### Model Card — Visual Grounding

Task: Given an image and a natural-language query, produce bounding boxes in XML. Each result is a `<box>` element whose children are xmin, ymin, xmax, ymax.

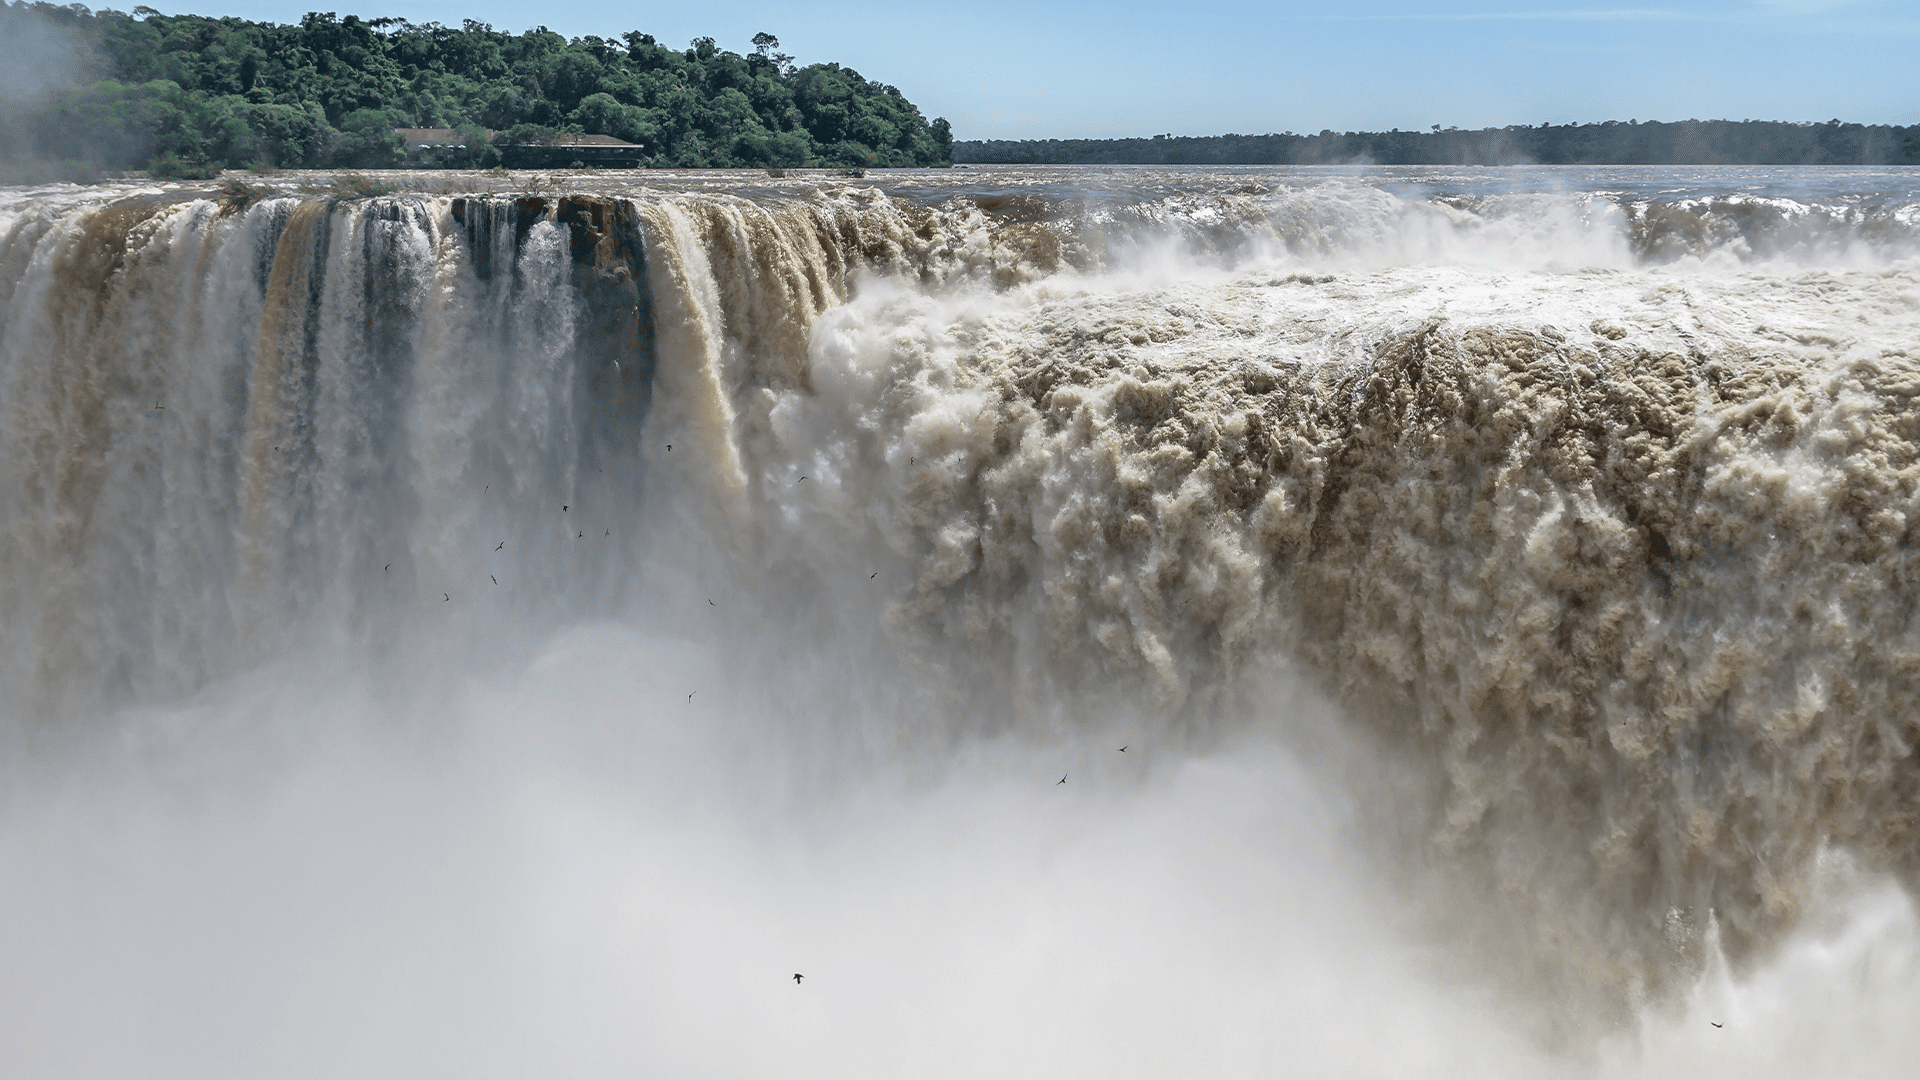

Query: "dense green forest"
<box><xmin>0</xmin><ymin>3</ymin><xmax>954</xmax><ymax>179</ymax></box>
<box><xmin>958</xmin><ymin>121</ymin><xmax>1920</xmax><ymax>167</ymax></box>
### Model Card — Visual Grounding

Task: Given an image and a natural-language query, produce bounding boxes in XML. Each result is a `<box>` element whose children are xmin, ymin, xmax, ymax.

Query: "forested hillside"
<box><xmin>958</xmin><ymin>121</ymin><xmax>1919</xmax><ymax>167</ymax></box>
<box><xmin>0</xmin><ymin>4</ymin><xmax>953</xmax><ymax>178</ymax></box>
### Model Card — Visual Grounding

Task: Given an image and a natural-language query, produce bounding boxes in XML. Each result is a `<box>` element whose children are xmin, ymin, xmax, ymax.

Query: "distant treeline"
<box><xmin>957</xmin><ymin>121</ymin><xmax>1920</xmax><ymax>167</ymax></box>
<box><xmin>0</xmin><ymin>4</ymin><xmax>952</xmax><ymax>181</ymax></box>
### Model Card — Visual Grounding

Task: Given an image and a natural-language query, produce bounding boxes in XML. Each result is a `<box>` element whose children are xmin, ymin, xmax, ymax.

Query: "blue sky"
<box><xmin>170</xmin><ymin>1</ymin><xmax>1917</xmax><ymax>139</ymax></box>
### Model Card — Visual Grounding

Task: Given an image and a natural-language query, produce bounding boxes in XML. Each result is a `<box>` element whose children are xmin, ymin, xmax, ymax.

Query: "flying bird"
<box><xmin>666</xmin><ymin>444</ymin><xmax>672</xmax><ymax>451</ymax></box>
<box><xmin>563</xmin><ymin>505</ymin><xmax>568</xmax><ymax>512</ymax></box>
<box><xmin>709</xmin><ymin>599</ymin><xmax>715</xmax><ymax>606</ymax></box>
<box><xmin>384</xmin><ymin>564</ymin><xmax>390</xmax><ymax>572</ymax></box>
<box><xmin>1117</xmin><ymin>746</ymin><xmax>1127</xmax><ymax>752</ymax></box>
<box><xmin>577</xmin><ymin>531</ymin><xmax>584</xmax><ymax>539</ymax></box>
<box><xmin>1057</xmin><ymin>775</ymin><xmax>1067</xmax><ymax>785</ymax></box>
<box><xmin>495</xmin><ymin>542</ymin><xmax>504</xmax><ymax>551</ymax></box>
<box><xmin>793</xmin><ymin>974</ymin><xmax>804</xmax><ymax>984</ymax></box>
<box><xmin>689</xmin><ymin>691</ymin><xmax>696</xmax><ymax>700</ymax></box>
<box><xmin>443</xmin><ymin>593</ymin><xmax>450</xmax><ymax>602</ymax></box>
<box><xmin>1711</xmin><ymin>1022</ymin><xmax>1723</xmax><ymax>1028</ymax></box>
<box><xmin>798</xmin><ymin>476</ymin><xmax>806</xmax><ymax>482</ymax></box>
<box><xmin>870</xmin><ymin>572</ymin><xmax>877</xmax><ymax>579</ymax></box>
<box><xmin>152</xmin><ymin>402</ymin><xmax>164</xmax><ymax>410</ymax></box>
<box><xmin>491</xmin><ymin>575</ymin><xmax>497</xmax><ymax>584</ymax></box>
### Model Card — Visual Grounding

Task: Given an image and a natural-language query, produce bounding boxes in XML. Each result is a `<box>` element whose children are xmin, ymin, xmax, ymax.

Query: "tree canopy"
<box><xmin>0</xmin><ymin>4</ymin><xmax>954</xmax><ymax>177</ymax></box>
<box><xmin>958</xmin><ymin>121</ymin><xmax>1918</xmax><ymax>167</ymax></box>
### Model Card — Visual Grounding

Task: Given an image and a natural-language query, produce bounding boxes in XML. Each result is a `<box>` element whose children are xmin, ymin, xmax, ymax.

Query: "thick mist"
<box><xmin>0</xmin><ymin>600</ymin><xmax>1498</xmax><ymax>1078</ymax></box>
<box><xmin>0</xmin><ymin>4</ymin><xmax>122</xmax><ymax>184</ymax></box>
<box><xmin>5</xmin><ymin>565</ymin><xmax>1918</xmax><ymax>1078</ymax></box>
<box><xmin>0</xmin><ymin>6</ymin><xmax>90</xmax><ymax>103</ymax></box>
<box><xmin>5</xmin><ymin>167</ymin><xmax>1920</xmax><ymax>1076</ymax></box>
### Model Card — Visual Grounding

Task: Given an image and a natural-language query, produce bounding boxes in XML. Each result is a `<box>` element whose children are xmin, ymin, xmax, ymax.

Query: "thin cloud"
<box><xmin>1296</xmin><ymin>9</ymin><xmax>1706</xmax><ymax>20</ymax></box>
<box><xmin>1754</xmin><ymin>0</ymin><xmax>1855</xmax><ymax>12</ymax></box>
<box><xmin>1301</xmin><ymin>2</ymin><xmax>1884</xmax><ymax>20</ymax></box>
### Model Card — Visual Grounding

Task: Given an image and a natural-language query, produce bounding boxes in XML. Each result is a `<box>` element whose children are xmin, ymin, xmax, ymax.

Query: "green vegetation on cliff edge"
<box><xmin>0</xmin><ymin>4</ymin><xmax>954</xmax><ymax>178</ymax></box>
<box><xmin>958</xmin><ymin>124</ymin><xmax>1920</xmax><ymax>166</ymax></box>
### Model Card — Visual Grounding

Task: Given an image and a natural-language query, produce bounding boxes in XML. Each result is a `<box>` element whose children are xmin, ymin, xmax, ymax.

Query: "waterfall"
<box><xmin>4</xmin><ymin>169</ymin><xmax>1920</xmax><ymax>1074</ymax></box>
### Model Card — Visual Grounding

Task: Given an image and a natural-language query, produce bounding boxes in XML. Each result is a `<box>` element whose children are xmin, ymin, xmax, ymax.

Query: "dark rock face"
<box><xmin>558</xmin><ymin>197</ymin><xmax>655</xmax><ymax>488</ymax></box>
<box><xmin>451</xmin><ymin>194</ymin><xmax>655</xmax><ymax>496</ymax></box>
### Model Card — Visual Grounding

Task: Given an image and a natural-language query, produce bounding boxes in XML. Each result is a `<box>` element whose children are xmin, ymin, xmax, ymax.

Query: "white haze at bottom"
<box><xmin>1</xmin><ymin>612</ymin><xmax>1916</xmax><ymax>1079</ymax></box>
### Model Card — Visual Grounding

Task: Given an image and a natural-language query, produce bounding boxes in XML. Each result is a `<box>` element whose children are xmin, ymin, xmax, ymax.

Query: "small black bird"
<box><xmin>443</xmin><ymin>593</ymin><xmax>450</xmax><ymax>602</ymax></box>
<box><xmin>793</xmin><ymin>974</ymin><xmax>803</xmax><ymax>984</ymax></box>
<box><xmin>153</xmin><ymin>402</ymin><xmax>164</xmax><ymax>410</ymax></box>
<box><xmin>798</xmin><ymin>476</ymin><xmax>807</xmax><ymax>482</ymax></box>
<box><xmin>689</xmin><ymin>691</ymin><xmax>696</xmax><ymax>700</ymax></box>
<box><xmin>577</xmin><ymin>531</ymin><xmax>584</xmax><ymax>539</ymax></box>
<box><xmin>491</xmin><ymin>575</ymin><xmax>497</xmax><ymax>584</ymax></box>
<box><xmin>563</xmin><ymin>505</ymin><xmax>569</xmax><ymax>512</ymax></box>
<box><xmin>1711</xmin><ymin>1022</ymin><xmax>1723</xmax><ymax>1028</ymax></box>
<box><xmin>1117</xmin><ymin>746</ymin><xmax>1127</xmax><ymax>752</ymax></box>
<box><xmin>870</xmin><ymin>572</ymin><xmax>877</xmax><ymax>579</ymax></box>
<box><xmin>484</xmin><ymin>484</ymin><xmax>490</xmax><ymax>492</ymax></box>
<box><xmin>666</xmin><ymin>444</ymin><xmax>672</xmax><ymax>452</ymax></box>
<box><xmin>709</xmin><ymin>599</ymin><xmax>715</xmax><ymax>606</ymax></box>
<box><xmin>1057</xmin><ymin>775</ymin><xmax>1067</xmax><ymax>785</ymax></box>
<box><xmin>495</xmin><ymin>542</ymin><xmax>504</xmax><ymax>551</ymax></box>
<box><xmin>384</xmin><ymin>564</ymin><xmax>390</xmax><ymax>572</ymax></box>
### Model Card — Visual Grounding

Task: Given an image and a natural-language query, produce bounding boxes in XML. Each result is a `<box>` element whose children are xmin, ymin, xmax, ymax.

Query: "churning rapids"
<box><xmin>4</xmin><ymin>165</ymin><xmax>1920</xmax><ymax>1078</ymax></box>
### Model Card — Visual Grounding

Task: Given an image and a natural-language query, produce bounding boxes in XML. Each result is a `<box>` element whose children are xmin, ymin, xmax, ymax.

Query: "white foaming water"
<box><xmin>3</xmin><ymin>166</ymin><xmax>1919</xmax><ymax>1077</ymax></box>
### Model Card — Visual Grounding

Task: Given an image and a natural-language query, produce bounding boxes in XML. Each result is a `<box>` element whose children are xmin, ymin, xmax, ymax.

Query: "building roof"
<box><xmin>540</xmin><ymin>133</ymin><xmax>641</xmax><ymax>147</ymax></box>
<box><xmin>395</xmin><ymin>128</ymin><xmax>486</xmax><ymax>146</ymax></box>
<box><xmin>393</xmin><ymin>128</ymin><xmax>643</xmax><ymax>149</ymax></box>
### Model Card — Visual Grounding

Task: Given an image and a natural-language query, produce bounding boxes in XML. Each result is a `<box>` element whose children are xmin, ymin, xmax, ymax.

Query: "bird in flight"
<box><xmin>688</xmin><ymin>691</ymin><xmax>696</xmax><ymax>700</ymax></box>
<box><xmin>443</xmin><ymin>593</ymin><xmax>450</xmax><ymax>602</ymax></box>
<box><xmin>491</xmin><ymin>575</ymin><xmax>497</xmax><ymax>585</ymax></box>
<box><xmin>153</xmin><ymin>402</ymin><xmax>164</xmax><ymax>410</ymax></box>
<box><xmin>1057</xmin><ymin>775</ymin><xmax>1067</xmax><ymax>785</ymax></box>
<box><xmin>709</xmin><ymin>599</ymin><xmax>715</xmax><ymax>606</ymax></box>
<box><xmin>1710</xmin><ymin>1022</ymin><xmax>1723</xmax><ymax>1028</ymax></box>
<box><xmin>495</xmin><ymin>542</ymin><xmax>504</xmax><ymax>551</ymax></box>
<box><xmin>792</xmin><ymin>973</ymin><xmax>804</xmax><ymax>984</ymax></box>
<box><xmin>563</xmin><ymin>505</ymin><xmax>569</xmax><ymax>512</ymax></box>
<box><xmin>577</xmin><ymin>531</ymin><xmax>584</xmax><ymax>539</ymax></box>
<box><xmin>870</xmin><ymin>572</ymin><xmax>877</xmax><ymax>579</ymax></box>
<box><xmin>666</xmin><ymin>444</ymin><xmax>672</xmax><ymax>452</ymax></box>
<box><xmin>384</xmin><ymin>564</ymin><xmax>390</xmax><ymax>572</ymax></box>
<box><xmin>1117</xmin><ymin>746</ymin><xmax>1127</xmax><ymax>752</ymax></box>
